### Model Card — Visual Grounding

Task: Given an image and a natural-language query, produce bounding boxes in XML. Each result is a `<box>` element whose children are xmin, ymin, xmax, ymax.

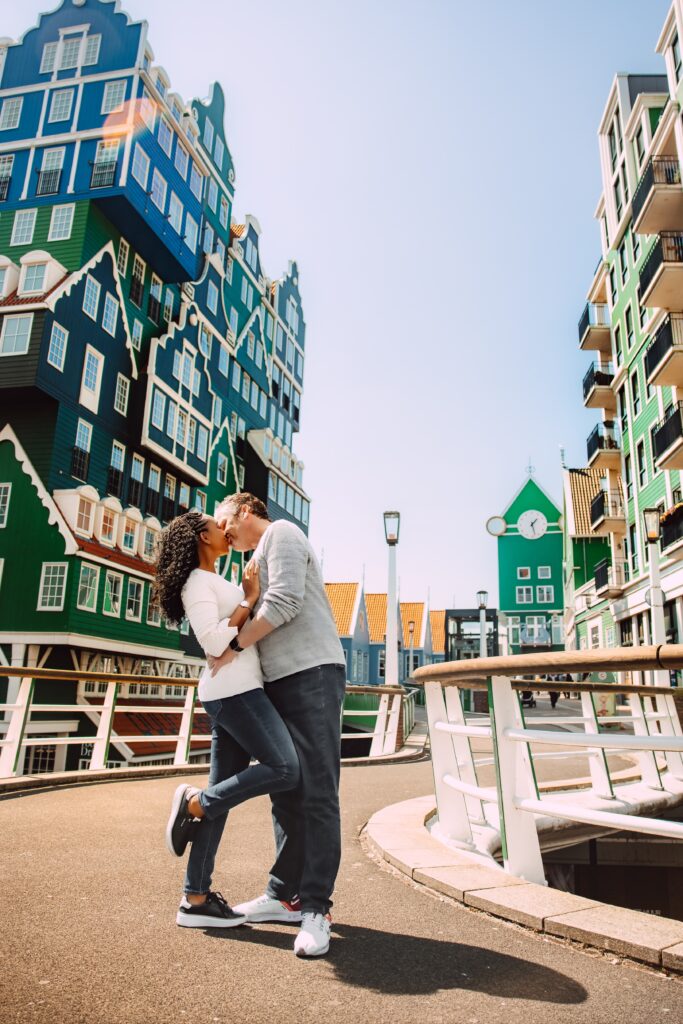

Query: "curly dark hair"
<box><xmin>152</xmin><ymin>511</ymin><xmax>208</xmax><ymax>626</ymax></box>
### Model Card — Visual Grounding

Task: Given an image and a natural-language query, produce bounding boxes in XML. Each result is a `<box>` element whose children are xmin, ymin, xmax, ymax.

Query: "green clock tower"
<box><xmin>487</xmin><ymin>472</ymin><xmax>565</xmax><ymax>655</ymax></box>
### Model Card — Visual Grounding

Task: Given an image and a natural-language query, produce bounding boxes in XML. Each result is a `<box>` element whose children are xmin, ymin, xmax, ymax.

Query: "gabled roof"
<box><xmin>365</xmin><ymin>593</ymin><xmax>388</xmax><ymax>644</ymax></box>
<box><xmin>430</xmin><ymin>610</ymin><xmax>446</xmax><ymax>654</ymax></box>
<box><xmin>400</xmin><ymin>602</ymin><xmax>425</xmax><ymax>647</ymax></box>
<box><xmin>325</xmin><ymin>583</ymin><xmax>359</xmax><ymax>637</ymax></box>
<box><xmin>565</xmin><ymin>467</ymin><xmax>619</xmax><ymax>537</ymax></box>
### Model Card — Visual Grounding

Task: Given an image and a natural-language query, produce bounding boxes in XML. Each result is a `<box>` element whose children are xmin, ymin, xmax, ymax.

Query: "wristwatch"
<box><xmin>239</xmin><ymin>600</ymin><xmax>252</xmax><ymax>610</ymax></box>
<box><xmin>229</xmin><ymin>636</ymin><xmax>244</xmax><ymax>653</ymax></box>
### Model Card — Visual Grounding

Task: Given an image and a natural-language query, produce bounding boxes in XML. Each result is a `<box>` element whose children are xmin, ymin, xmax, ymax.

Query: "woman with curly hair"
<box><xmin>154</xmin><ymin>510</ymin><xmax>299</xmax><ymax>930</ymax></box>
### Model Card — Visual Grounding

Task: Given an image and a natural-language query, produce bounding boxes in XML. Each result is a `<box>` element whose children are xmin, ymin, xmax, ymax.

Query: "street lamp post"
<box><xmin>408</xmin><ymin>619</ymin><xmax>415</xmax><ymax>681</ymax></box>
<box><xmin>642</xmin><ymin>508</ymin><xmax>669</xmax><ymax>686</ymax></box>
<box><xmin>384</xmin><ymin>511</ymin><xmax>400</xmax><ymax>687</ymax></box>
<box><xmin>477</xmin><ymin>590</ymin><xmax>488</xmax><ymax>659</ymax></box>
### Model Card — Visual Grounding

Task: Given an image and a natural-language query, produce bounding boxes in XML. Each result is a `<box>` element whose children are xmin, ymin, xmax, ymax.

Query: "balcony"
<box><xmin>632</xmin><ymin>157</ymin><xmax>683</xmax><ymax>235</ymax></box>
<box><xmin>594</xmin><ymin>559</ymin><xmax>627</xmax><ymax>599</ymax></box>
<box><xmin>90</xmin><ymin>159</ymin><xmax>117</xmax><ymax>189</ymax></box>
<box><xmin>590</xmin><ymin>490</ymin><xmax>626</xmax><ymax>534</ymax></box>
<box><xmin>70</xmin><ymin>446</ymin><xmax>89</xmax><ymax>481</ymax></box>
<box><xmin>662</xmin><ymin>503</ymin><xmax>683</xmax><ymax>553</ymax></box>
<box><xmin>578</xmin><ymin>302</ymin><xmax>611</xmax><ymax>352</ymax></box>
<box><xmin>586</xmin><ymin>422</ymin><xmax>621</xmax><ymax>471</ymax></box>
<box><xmin>583</xmin><ymin>362</ymin><xmax>616</xmax><ymax>412</ymax></box>
<box><xmin>106</xmin><ymin>467</ymin><xmax>123</xmax><ymax>499</ymax></box>
<box><xmin>644</xmin><ymin>314</ymin><xmax>683</xmax><ymax>388</ymax></box>
<box><xmin>653</xmin><ymin>402</ymin><xmax>683</xmax><ymax>470</ymax></box>
<box><xmin>36</xmin><ymin>167</ymin><xmax>62</xmax><ymax>196</ymax></box>
<box><xmin>638</xmin><ymin>233</ymin><xmax>683</xmax><ymax>311</ymax></box>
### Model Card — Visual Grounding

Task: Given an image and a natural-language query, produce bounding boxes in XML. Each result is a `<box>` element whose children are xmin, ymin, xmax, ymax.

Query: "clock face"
<box><xmin>486</xmin><ymin>516</ymin><xmax>507</xmax><ymax>537</ymax></box>
<box><xmin>517</xmin><ymin>510</ymin><xmax>547</xmax><ymax>540</ymax></box>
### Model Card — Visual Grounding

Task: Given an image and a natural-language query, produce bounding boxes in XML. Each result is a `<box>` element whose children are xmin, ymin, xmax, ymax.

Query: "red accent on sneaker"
<box><xmin>282</xmin><ymin>896</ymin><xmax>301</xmax><ymax>912</ymax></box>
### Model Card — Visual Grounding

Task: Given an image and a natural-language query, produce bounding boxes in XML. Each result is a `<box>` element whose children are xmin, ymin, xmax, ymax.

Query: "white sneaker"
<box><xmin>232</xmin><ymin>893</ymin><xmax>302</xmax><ymax>923</ymax></box>
<box><xmin>293</xmin><ymin>912</ymin><xmax>331</xmax><ymax>957</ymax></box>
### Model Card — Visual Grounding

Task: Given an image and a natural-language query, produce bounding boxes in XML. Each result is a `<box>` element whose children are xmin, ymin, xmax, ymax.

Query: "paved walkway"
<box><xmin>1</xmin><ymin>758</ymin><xmax>681</xmax><ymax>1024</ymax></box>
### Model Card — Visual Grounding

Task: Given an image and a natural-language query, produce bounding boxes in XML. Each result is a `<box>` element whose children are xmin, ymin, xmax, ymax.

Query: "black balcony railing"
<box><xmin>578</xmin><ymin>302</ymin><xmax>609</xmax><ymax>343</ymax></box>
<box><xmin>595</xmin><ymin>559</ymin><xmax>626</xmax><ymax>592</ymax></box>
<box><xmin>106</xmin><ymin>466</ymin><xmax>123</xmax><ymax>499</ymax></box>
<box><xmin>591</xmin><ymin>490</ymin><xmax>624</xmax><ymax>527</ymax></box>
<box><xmin>147</xmin><ymin>295</ymin><xmax>161</xmax><ymax>323</ymax></box>
<box><xmin>639</xmin><ymin>232</ymin><xmax>683</xmax><ymax>301</ymax></box>
<box><xmin>145</xmin><ymin>489</ymin><xmax>159</xmax><ymax>517</ymax></box>
<box><xmin>662</xmin><ymin>504</ymin><xmax>683</xmax><ymax>549</ymax></box>
<box><xmin>586</xmin><ymin>422</ymin><xmax>620</xmax><ymax>463</ymax></box>
<box><xmin>0</xmin><ymin>174</ymin><xmax>11</xmax><ymax>201</ymax></box>
<box><xmin>90</xmin><ymin>160</ymin><xmax>117</xmax><ymax>189</ymax></box>
<box><xmin>130</xmin><ymin>275</ymin><xmax>144</xmax><ymax>307</ymax></box>
<box><xmin>162</xmin><ymin>496</ymin><xmax>176</xmax><ymax>522</ymax></box>
<box><xmin>644</xmin><ymin>314</ymin><xmax>683</xmax><ymax>379</ymax></box>
<box><xmin>583</xmin><ymin>362</ymin><xmax>614</xmax><ymax>400</ymax></box>
<box><xmin>70</xmin><ymin>446</ymin><xmax>90</xmax><ymax>480</ymax></box>
<box><xmin>36</xmin><ymin>167</ymin><xmax>62</xmax><ymax>196</ymax></box>
<box><xmin>653</xmin><ymin>401</ymin><xmax>683</xmax><ymax>461</ymax></box>
<box><xmin>632</xmin><ymin>156</ymin><xmax>682</xmax><ymax>226</ymax></box>
<box><xmin>128</xmin><ymin>478</ymin><xmax>143</xmax><ymax>508</ymax></box>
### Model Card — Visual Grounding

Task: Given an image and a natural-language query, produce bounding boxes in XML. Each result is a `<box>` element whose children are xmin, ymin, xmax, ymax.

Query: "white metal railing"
<box><xmin>0</xmin><ymin>667</ymin><xmax>414</xmax><ymax>779</ymax></box>
<box><xmin>414</xmin><ymin>645</ymin><xmax>683</xmax><ymax>885</ymax></box>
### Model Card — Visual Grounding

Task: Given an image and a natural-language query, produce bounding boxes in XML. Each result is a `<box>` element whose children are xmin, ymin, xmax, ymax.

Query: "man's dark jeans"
<box><xmin>264</xmin><ymin>663</ymin><xmax>346</xmax><ymax>915</ymax></box>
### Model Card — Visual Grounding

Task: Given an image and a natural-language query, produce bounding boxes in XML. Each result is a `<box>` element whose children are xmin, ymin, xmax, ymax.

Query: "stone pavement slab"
<box><xmin>545</xmin><ymin>904</ymin><xmax>683</xmax><ymax>965</ymax></box>
<box><xmin>414</xmin><ymin>863</ymin><xmax>525</xmax><ymax>901</ymax></box>
<box><xmin>465</xmin><ymin>884</ymin><xmax>600</xmax><ymax>931</ymax></box>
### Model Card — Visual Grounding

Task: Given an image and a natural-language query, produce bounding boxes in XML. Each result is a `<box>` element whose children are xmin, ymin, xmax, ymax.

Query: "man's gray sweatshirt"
<box><xmin>252</xmin><ymin>520</ymin><xmax>345</xmax><ymax>683</ymax></box>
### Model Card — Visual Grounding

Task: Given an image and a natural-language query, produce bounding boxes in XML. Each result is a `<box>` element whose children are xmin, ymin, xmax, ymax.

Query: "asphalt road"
<box><xmin>1</xmin><ymin>758</ymin><xmax>681</xmax><ymax>1024</ymax></box>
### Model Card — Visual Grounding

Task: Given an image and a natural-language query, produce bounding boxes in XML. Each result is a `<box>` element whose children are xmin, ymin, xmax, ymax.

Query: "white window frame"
<box><xmin>117</xmin><ymin>238</ymin><xmax>129</xmax><ymax>277</ymax></box>
<box><xmin>102</xmin><ymin>293</ymin><xmax>119</xmax><ymax>336</ymax></box>
<box><xmin>102</xmin><ymin>79</ymin><xmax>127</xmax><ymax>116</ymax></box>
<box><xmin>47</xmin><ymin>322</ymin><xmax>69</xmax><ymax>371</ymax></box>
<box><xmin>48</xmin><ymin>88</ymin><xmax>74</xmax><ymax>124</ymax></box>
<box><xmin>40</xmin><ymin>42</ymin><xmax>58</xmax><ymax>75</ymax></box>
<box><xmin>114</xmin><ymin>373</ymin><xmax>130</xmax><ymax>416</ymax></box>
<box><xmin>20</xmin><ymin>262</ymin><xmax>47</xmax><ymax>296</ymax></box>
<box><xmin>0</xmin><ymin>313</ymin><xmax>33</xmax><ymax>356</ymax></box>
<box><xmin>48</xmin><ymin>203</ymin><xmax>75</xmax><ymax>242</ymax></box>
<box><xmin>11</xmin><ymin>208</ymin><xmax>37</xmax><ymax>246</ymax></box>
<box><xmin>82</xmin><ymin>275</ymin><xmax>101</xmax><ymax>321</ymax></box>
<box><xmin>0</xmin><ymin>483</ymin><xmax>11</xmax><ymax>527</ymax></box>
<box><xmin>131</xmin><ymin>143</ymin><xmax>150</xmax><ymax>189</ymax></box>
<box><xmin>207</xmin><ymin>280</ymin><xmax>218</xmax><ymax>314</ymax></box>
<box><xmin>158</xmin><ymin>116</ymin><xmax>173</xmax><ymax>157</ymax></box>
<box><xmin>537</xmin><ymin>585</ymin><xmax>555</xmax><ymax>604</ymax></box>
<box><xmin>126</xmin><ymin>578</ymin><xmax>143</xmax><ymax>621</ymax></box>
<box><xmin>516</xmin><ymin>586</ymin><xmax>533</xmax><ymax>604</ymax></box>
<box><xmin>151</xmin><ymin>390</ymin><xmax>166</xmax><ymax>430</ymax></box>
<box><xmin>184</xmin><ymin>213</ymin><xmax>198</xmax><ymax>252</ymax></box>
<box><xmin>79</xmin><ymin>345</ymin><xmax>104</xmax><ymax>413</ymax></box>
<box><xmin>0</xmin><ymin>96</ymin><xmax>23</xmax><ymax>131</ymax></box>
<box><xmin>132</xmin><ymin>319</ymin><xmax>143</xmax><ymax>351</ymax></box>
<box><xmin>102</xmin><ymin>570</ymin><xmax>123</xmax><ymax>618</ymax></box>
<box><xmin>75</xmin><ymin>418</ymin><xmax>92</xmax><ymax>453</ymax></box>
<box><xmin>76</xmin><ymin>562</ymin><xmax>100</xmax><ymax>612</ymax></box>
<box><xmin>37</xmin><ymin>562</ymin><xmax>68</xmax><ymax>612</ymax></box>
<box><xmin>150</xmin><ymin>168</ymin><xmax>167</xmax><ymax>212</ymax></box>
<box><xmin>538</xmin><ymin>566</ymin><xmax>552</xmax><ymax>580</ymax></box>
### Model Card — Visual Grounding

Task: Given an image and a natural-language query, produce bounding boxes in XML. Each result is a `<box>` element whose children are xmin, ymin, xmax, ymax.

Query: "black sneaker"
<box><xmin>176</xmin><ymin>891</ymin><xmax>247</xmax><ymax>929</ymax></box>
<box><xmin>166</xmin><ymin>784</ymin><xmax>199</xmax><ymax>857</ymax></box>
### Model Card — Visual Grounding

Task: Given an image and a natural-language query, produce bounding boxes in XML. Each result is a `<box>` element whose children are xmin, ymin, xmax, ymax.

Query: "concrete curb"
<box><xmin>363</xmin><ymin>795</ymin><xmax>683</xmax><ymax>975</ymax></box>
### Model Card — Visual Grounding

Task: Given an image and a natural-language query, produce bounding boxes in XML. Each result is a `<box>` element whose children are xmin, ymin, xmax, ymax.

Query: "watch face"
<box><xmin>517</xmin><ymin>510</ymin><xmax>547</xmax><ymax>539</ymax></box>
<box><xmin>486</xmin><ymin>516</ymin><xmax>507</xmax><ymax>536</ymax></box>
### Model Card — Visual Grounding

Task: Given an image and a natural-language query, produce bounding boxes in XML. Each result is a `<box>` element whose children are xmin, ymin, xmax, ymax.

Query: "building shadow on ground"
<box><xmin>207</xmin><ymin>922</ymin><xmax>588</xmax><ymax>1003</ymax></box>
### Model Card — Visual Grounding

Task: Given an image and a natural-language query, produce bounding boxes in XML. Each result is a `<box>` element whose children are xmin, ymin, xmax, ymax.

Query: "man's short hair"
<box><xmin>219</xmin><ymin>491</ymin><xmax>270</xmax><ymax>521</ymax></box>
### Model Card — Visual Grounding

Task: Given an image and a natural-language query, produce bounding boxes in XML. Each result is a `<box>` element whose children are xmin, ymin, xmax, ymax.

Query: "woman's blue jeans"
<box><xmin>184</xmin><ymin>687</ymin><xmax>300</xmax><ymax>895</ymax></box>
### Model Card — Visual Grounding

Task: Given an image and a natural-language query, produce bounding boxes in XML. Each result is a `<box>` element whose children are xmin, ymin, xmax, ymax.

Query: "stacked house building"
<box><xmin>567</xmin><ymin>0</ymin><xmax>683</xmax><ymax>666</ymax></box>
<box><xmin>0</xmin><ymin>0</ymin><xmax>310</xmax><ymax>772</ymax></box>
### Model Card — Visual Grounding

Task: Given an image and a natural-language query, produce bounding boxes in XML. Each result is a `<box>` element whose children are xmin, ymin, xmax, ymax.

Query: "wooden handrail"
<box><xmin>413</xmin><ymin>644</ymin><xmax>683</xmax><ymax>685</ymax></box>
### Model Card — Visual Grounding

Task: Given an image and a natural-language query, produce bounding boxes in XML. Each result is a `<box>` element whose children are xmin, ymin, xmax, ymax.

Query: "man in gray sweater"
<box><xmin>212</xmin><ymin>492</ymin><xmax>346</xmax><ymax>958</ymax></box>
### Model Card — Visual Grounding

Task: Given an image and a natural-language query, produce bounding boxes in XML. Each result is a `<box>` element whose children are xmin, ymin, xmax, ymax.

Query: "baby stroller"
<box><xmin>520</xmin><ymin>676</ymin><xmax>537</xmax><ymax>708</ymax></box>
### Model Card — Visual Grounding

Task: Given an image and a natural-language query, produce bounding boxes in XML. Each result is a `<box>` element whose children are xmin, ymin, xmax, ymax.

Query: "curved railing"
<box><xmin>413</xmin><ymin>646</ymin><xmax>683</xmax><ymax>884</ymax></box>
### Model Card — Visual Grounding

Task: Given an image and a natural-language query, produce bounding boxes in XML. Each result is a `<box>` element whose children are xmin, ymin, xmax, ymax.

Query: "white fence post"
<box><xmin>581</xmin><ymin>691</ymin><xmax>615</xmax><ymax>799</ymax></box>
<box><xmin>654</xmin><ymin>692</ymin><xmax>683</xmax><ymax>780</ymax></box>
<box><xmin>89</xmin><ymin>681</ymin><xmax>119</xmax><ymax>771</ymax></box>
<box><xmin>369</xmin><ymin>693</ymin><xmax>390</xmax><ymax>757</ymax></box>
<box><xmin>384</xmin><ymin>692</ymin><xmax>403</xmax><ymax>754</ymax></box>
<box><xmin>174</xmin><ymin>686</ymin><xmax>196</xmax><ymax>766</ymax></box>
<box><xmin>488</xmin><ymin>676</ymin><xmax>546</xmax><ymax>884</ymax></box>
<box><xmin>424</xmin><ymin>681</ymin><xmax>474</xmax><ymax>849</ymax></box>
<box><xmin>628</xmin><ymin>693</ymin><xmax>663</xmax><ymax>790</ymax></box>
<box><xmin>444</xmin><ymin>685</ymin><xmax>486</xmax><ymax>825</ymax></box>
<box><xmin>0</xmin><ymin>675</ymin><xmax>34</xmax><ymax>778</ymax></box>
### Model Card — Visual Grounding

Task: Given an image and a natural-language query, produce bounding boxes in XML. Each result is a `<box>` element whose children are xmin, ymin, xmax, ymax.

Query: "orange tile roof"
<box><xmin>365</xmin><ymin>593</ymin><xmax>388</xmax><ymax>643</ymax></box>
<box><xmin>400</xmin><ymin>602</ymin><xmax>424</xmax><ymax>647</ymax></box>
<box><xmin>567</xmin><ymin>467</ymin><xmax>622</xmax><ymax>536</ymax></box>
<box><xmin>430</xmin><ymin>610</ymin><xmax>446</xmax><ymax>654</ymax></box>
<box><xmin>324</xmin><ymin>582</ymin><xmax>359</xmax><ymax>636</ymax></box>
<box><xmin>231</xmin><ymin>223</ymin><xmax>246</xmax><ymax>239</ymax></box>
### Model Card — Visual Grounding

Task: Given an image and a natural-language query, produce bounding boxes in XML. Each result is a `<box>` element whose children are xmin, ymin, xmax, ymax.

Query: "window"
<box><xmin>100</xmin><ymin>507</ymin><xmax>116</xmax><ymax>545</ymax></box>
<box><xmin>114</xmin><ymin>374</ymin><xmax>130</xmax><ymax>415</ymax></box>
<box><xmin>167</xmin><ymin>402</ymin><xmax>177</xmax><ymax>439</ymax></box>
<box><xmin>80</xmin><ymin>346</ymin><xmax>104</xmax><ymax>412</ymax></box>
<box><xmin>217</xmin><ymin>452</ymin><xmax>228</xmax><ymax>485</ymax></box>
<box><xmin>187</xmin><ymin>418</ymin><xmax>197</xmax><ymax>453</ymax></box>
<box><xmin>60</xmin><ymin>36</ymin><xmax>83</xmax><ymax>70</ymax></box>
<box><xmin>178</xmin><ymin>481</ymin><xmax>190</xmax><ymax>508</ymax></box>
<box><xmin>552</xmin><ymin>615</ymin><xmax>563</xmax><ymax>646</ymax></box>
<box><xmin>631</xmin><ymin>369</ymin><xmax>640</xmax><ymax>416</ymax></box>
<box><xmin>158</xmin><ymin>116</ymin><xmax>173</xmax><ymax>157</ymax></box>
<box><xmin>0</xmin><ymin>97</ymin><xmax>22</xmax><ymax>131</ymax></box>
<box><xmin>111</xmin><ymin>440</ymin><xmax>125</xmax><ymax>472</ymax></box>
<box><xmin>208</xmin><ymin>178</ymin><xmax>218</xmax><ymax>211</ymax></box>
<box><xmin>203</xmin><ymin>119</ymin><xmax>214</xmax><ymax>151</ymax></box>
<box><xmin>637</xmin><ymin>439</ymin><xmax>647</xmax><ymax>487</ymax></box>
<box><xmin>103</xmin><ymin>571</ymin><xmax>123</xmax><ymax>616</ymax></box>
<box><xmin>147</xmin><ymin>596</ymin><xmax>161</xmax><ymax>625</ymax></box>
<box><xmin>246</xmin><ymin>237</ymin><xmax>258</xmax><ymax>273</ymax></box>
<box><xmin>131</xmin><ymin>254</ymin><xmax>145</xmax><ymax>307</ymax></box>
<box><xmin>126</xmin><ymin>579</ymin><xmax>143</xmax><ymax>621</ymax></box>
<box><xmin>516</xmin><ymin>586</ymin><xmax>533</xmax><ymax>604</ymax></box>
<box><xmin>184</xmin><ymin>214</ymin><xmax>198</xmax><ymax>253</ymax></box>
<box><xmin>148</xmin><ymin>465</ymin><xmax>161</xmax><ymax>493</ymax></box>
<box><xmin>83</xmin><ymin>34</ymin><xmax>101</xmax><ymax>66</ymax></box>
<box><xmin>38</xmin><ymin>563</ymin><xmax>68</xmax><ymax>611</ymax></box>
<box><xmin>83</xmin><ymin>275</ymin><xmax>101</xmax><ymax>320</ymax></box>
<box><xmin>22</xmin><ymin>263</ymin><xmax>47</xmax><ymax>294</ymax></box>
<box><xmin>629</xmin><ymin>522</ymin><xmax>639</xmax><ymax>574</ymax></box>
<box><xmin>240</xmin><ymin>277</ymin><xmax>254</xmax><ymax>309</ymax></box>
<box><xmin>150</xmin><ymin>169</ymin><xmax>167</xmax><ymax>211</ymax></box>
<box><xmin>242</xmin><ymin>373</ymin><xmax>251</xmax><ymax>402</ymax></box>
<box><xmin>189</xmin><ymin>162</ymin><xmax>203</xmax><ymax>200</ymax></box>
<box><xmin>75</xmin><ymin>419</ymin><xmax>92</xmax><ymax>454</ymax></box>
<box><xmin>164</xmin><ymin>289</ymin><xmax>174</xmax><ymax>323</ymax></box>
<box><xmin>151</xmin><ymin>390</ymin><xmax>166</xmax><ymax>430</ymax></box>
<box><xmin>517</xmin><ymin>566</ymin><xmax>531</xmax><ymax>580</ymax></box>
<box><xmin>213</xmin><ymin>396</ymin><xmax>222</xmax><ymax>427</ymax></box>
<box><xmin>11</xmin><ymin>209</ymin><xmax>36</xmax><ymax>246</ymax></box>
<box><xmin>0</xmin><ymin>483</ymin><xmax>10</xmax><ymax>527</ymax></box>
<box><xmin>142</xmin><ymin>527</ymin><xmax>156</xmax><ymax>561</ymax></box>
<box><xmin>131</xmin><ymin>143</ymin><xmax>150</xmax><ymax>188</ymax></box>
<box><xmin>181</xmin><ymin>351</ymin><xmax>193</xmax><ymax>390</ymax></box>
<box><xmin>618</xmin><ymin>240</ymin><xmax>628</xmax><ymax>284</ymax></box>
<box><xmin>102</xmin><ymin>80</ymin><xmax>126</xmax><ymax>115</ymax></box>
<box><xmin>207</xmin><ymin>281</ymin><xmax>218</xmax><ymax>313</ymax></box>
<box><xmin>625</xmin><ymin>452</ymin><xmax>633</xmax><ymax>500</ymax></box>
<box><xmin>632</xmin><ymin>229</ymin><xmax>641</xmax><ymax>263</ymax></box>
<box><xmin>618</xmin><ymin>385</ymin><xmax>627</xmax><ymax>433</ymax></box>
<box><xmin>229</xmin><ymin>307</ymin><xmax>238</xmax><ymax>336</ymax></box>
<box><xmin>0</xmin><ymin>314</ymin><xmax>33</xmax><ymax>356</ymax></box>
<box><xmin>174</xmin><ymin>143</ymin><xmax>189</xmax><ymax>179</ymax></box>
<box><xmin>203</xmin><ymin>224</ymin><xmax>214</xmax><ymax>255</ymax></box>
<box><xmin>537</xmin><ymin>585</ymin><xmax>554</xmax><ymax>604</ymax></box>
<box><xmin>49</xmin><ymin>88</ymin><xmax>74</xmax><ymax>123</ymax></box>
<box><xmin>214</xmin><ymin>136</ymin><xmax>225</xmax><ymax>170</ymax></box>
<box><xmin>132</xmin><ymin>319</ymin><xmax>143</xmax><ymax>351</ymax></box>
<box><xmin>48</xmin><ymin>203</ymin><xmax>74</xmax><ymax>242</ymax></box>
<box><xmin>609</xmin><ymin>265</ymin><xmax>617</xmax><ymax>306</ymax></box>
<box><xmin>220</xmin><ymin>196</ymin><xmax>229</xmax><ymax>229</ymax></box>
<box><xmin>40</xmin><ymin>42</ymin><xmax>58</xmax><ymax>74</ymax></box>
<box><xmin>625</xmin><ymin>305</ymin><xmax>635</xmax><ymax>349</ymax></box>
<box><xmin>76</xmin><ymin>496</ymin><xmax>93</xmax><ymax>535</ymax></box>
<box><xmin>169</xmin><ymin>192</ymin><xmax>183</xmax><ymax>233</ymax></box>
<box><xmin>176</xmin><ymin>409</ymin><xmax>187</xmax><ymax>447</ymax></box>
<box><xmin>77</xmin><ymin>564</ymin><xmax>99</xmax><ymax>612</ymax></box>
<box><xmin>122</xmin><ymin>519</ymin><xmax>137</xmax><ymax>551</ymax></box>
<box><xmin>196</xmin><ymin>425</ymin><xmax>209</xmax><ymax>461</ymax></box>
<box><xmin>673</xmin><ymin>32</ymin><xmax>682</xmax><ymax>83</ymax></box>
<box><xmin>538</xmin><ymin>566</ymin><xmax>551</xmax><ymax>579</ymax></box>
<box><xmin>46</xmin><ymin>323</ymin><xmax>67</xmax><ymax>375</ymax></box>
<box><xmin>139</xmin><ymin>88</ymin><xmax>156</xmax><ymax>131</ymax></box>
<box><xmin>103</xmin><ymin>293</ymin><xmax>119</xmax><ymax>336</ymax></box>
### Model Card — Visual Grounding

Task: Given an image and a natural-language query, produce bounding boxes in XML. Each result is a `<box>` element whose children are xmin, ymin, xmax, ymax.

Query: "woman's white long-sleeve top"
<box><xmin>181</xmin><ymin>569</ymin><xmax>263</xmax><ymax>701</ymax></box>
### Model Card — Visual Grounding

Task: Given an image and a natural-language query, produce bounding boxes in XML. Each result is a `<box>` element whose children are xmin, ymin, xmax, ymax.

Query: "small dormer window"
<box><xmin>21</xmin><ymin>263</ymin><xmax>47</xmax><ymax>294</ymax></box>
<box><xmin>100</xmin><ymin>507</ymin><xmax>117</xmax><ymax>545</ymax></box>
<box><xmin>76</xmin><ymin>497</ymin><xmax>94</xmax><ymax>535</ymax></box>
<box><xmin>0</xmin><ymin>268</ymin><xmax>6</xmax><ymax>295</ymax></box>
<box><xmin>121</xmin><ymin>517</ymin><xmax>137</xmax><ymax>552</ymax></box>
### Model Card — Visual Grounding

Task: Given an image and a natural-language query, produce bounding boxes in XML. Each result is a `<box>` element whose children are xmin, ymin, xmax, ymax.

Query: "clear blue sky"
<box><xmin>5</xmin><ymin>0</ymin><xmax>672</xmax><ymax>609</ymax></box>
